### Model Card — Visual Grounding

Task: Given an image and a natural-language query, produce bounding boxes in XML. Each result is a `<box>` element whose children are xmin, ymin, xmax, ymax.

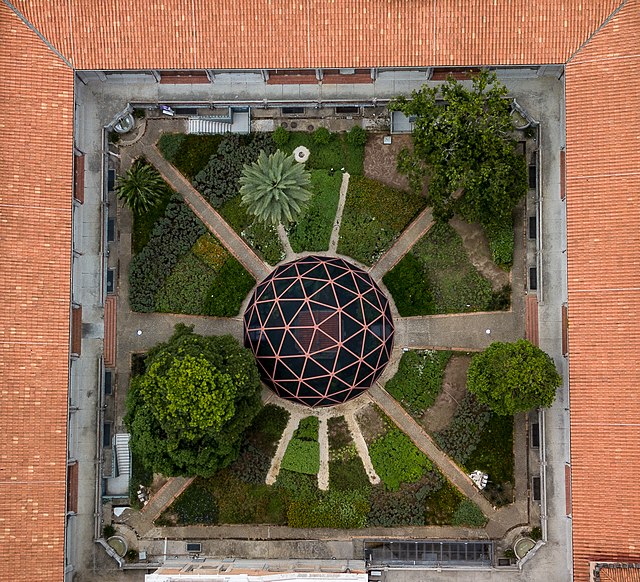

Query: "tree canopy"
<box><xmin>125</xmin><ymin>324</ymin><xmax>262</xmax><ymax>477</ymax></box>
<box><xmin>240</xmin><ymin>149</ymin><xmax>312</xmax><ymax>225</ymax></box>
<box><xmin>389</xmin><ymin>71</ymin><xmax>527</xmax><ymax>227</ymax></box>
<box><xmin>466</xmin><ymin>339</ymin><xmax>562</xmax><ymax>415</ymax></box>
<box><xmin>116</xmin><ymin>159</ymin><xmax>167</xmax><ymax>215</ymax></box>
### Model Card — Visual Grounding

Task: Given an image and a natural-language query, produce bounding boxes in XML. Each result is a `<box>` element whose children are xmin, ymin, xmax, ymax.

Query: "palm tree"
<box><xmin>240</xmin><ymin>150</ymin><xmax>312</xmax><ymax>225</ymax></box>
<box><xmin>116</xmin><ymin>160</ymin><xmax>166</xmax><ymax>215</ymax></box>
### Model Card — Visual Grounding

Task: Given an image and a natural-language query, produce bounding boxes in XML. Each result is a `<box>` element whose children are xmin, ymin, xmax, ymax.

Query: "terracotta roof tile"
<box><xmin>0</xmin><ymin>3</ymin><xmax>74</xmax><ymax>580</ymax></box>
<box><xmin>565</xmin><ymin>0</ymin><xmax>640</xmax><ymax>580</ymax></box>
<box><xmin>10</xmin><ymin>0</ymin><xmax>622</xmax><ymax>70</ymax></box>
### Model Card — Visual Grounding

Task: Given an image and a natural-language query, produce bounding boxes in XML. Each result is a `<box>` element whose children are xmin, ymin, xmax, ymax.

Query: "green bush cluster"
<box><xmin>369</xmin><ymin>428</ymin><xmax>432</xmax><ymax>491</ymax></box>
<box><xmin>281</xmin><ymin>416</ymin><xmax>320</xmax><ymax>475</ymax></box>
<box><xmin>312</xmin><ymin>127</ymin><xmax>331</xmax><ymax>145</ymax></box>
<box><xmin>465</xmin><ymin>412</ymin><xmax>514</xmax><ymax>486</ymax></box>
<box><xmin>192</xmin><ymin>234</ymin><xmax>229</xmax><ymax>270</ymax></box>
<box><xmin>287</xmin><ymin>489</ymin><xmax>369</xmax><ymax>529</ymax></box>
<box><xmin>451</xmin><ymin>499</ymin><xmax>487</xmax><ymax>527</ymax></box>
<box><xmin>424</xmin><ymin>481</ymin><xmax>464</xmax><ymax>525</ymax></box>
<box><xmin>368</xmin><ymin>471</ymin><xmax>444</xmax><ymax>526</ymax></box>
<box><xmin>385</xmin><ymin>350</ymin><xmax>452</xmax><ymax>416</ymax></box>
<box><xmin>382</xmin><ymin>253</ymin><xmax>435</xmax><ymax>316</ymax></box>
<box><xmin>434</xmin><ymin>393</ymin><xmax>491</xmax><ymax>465</ymax></box>
<box><xmin>346</xmin><ymin>125</ymin><xmax>367</xmax><ymax>147</ymax></box>
<box><xmin>132</xmin><ymin>187</ymin><xmax>173</xmax><ymax>254</ymax></box>
<box><xmin>194</xmin><ymin>134</ymin><xmax>275</xmax><ymax>207</ymax></box>
<box><xmin>288</xmin><ymin>170</ymin><xmax>341</xmax><ymax>253</ymax></box>
<box><xmin>158</xmin><ymin>133</ymin><xmax>224</xmax><ymax>179</ymax></box>
<box><xmin>273</xmin><ymin>126</ymin><xmax>290</xmax><ymax>147</ymax></box>
<box><xmin>129</xmin><ymin>196</ymin><xmax>206</xmax><ymax>312</ymax></box>
<box><xmin>485</xmin><ymin>221</ymin><xmax>515</xmax><ymax>269</ymax></box>
<box><xmin>154</xmin><ymin>252</ymin><xmax>217</xmax><ymax>315</ymax></box>
<box><xmin>338</xmin><ymin>176</ymin><xmax>426</xmax><ymax>265</ymax></box>
<box><xmin>129</xmin><ymin>450</ymin><xmax>154</xmax><ymax>509</ymax></box>
<box><xmin>169</xmin><ymin>480</ymin><xmax>218</xmax><ymax>525</ymax></box>
<box><xmin>410</xmin><ymin>222</ymin><xmax>496</xmax><ymax>313</ymax></box>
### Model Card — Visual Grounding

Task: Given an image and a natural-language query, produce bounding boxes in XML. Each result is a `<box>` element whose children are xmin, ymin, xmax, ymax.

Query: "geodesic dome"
<box><xmin>243</xmin><ymin>255</ymin><xmax>394</xmax><ymax>407</ymax></box>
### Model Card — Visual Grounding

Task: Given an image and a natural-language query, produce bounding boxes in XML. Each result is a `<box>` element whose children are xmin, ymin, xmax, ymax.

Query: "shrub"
<box><xmin>193</xmin><ymin>134</ymin><xmax>275</xmax><ymax>207</ymax></box>
<box><xmin>204</xmin><ymin>259</ymin><xmax>256</xmax><ymax>317</ymax></box>
<box><xmin>117</xmin><ymin>159</ymin><xmax>168</xmax><ymax>215</ymax></box>
<box><xmin>132</xmin><ymin>187</ymin><xmax>173</xmax><ymax>254</ymax></box>
<box><xmin>129</xmin><ymin>196</ymin><xmax>206</xmax><ymax>312</ymax></box>
<box><xmin>369</xmin><ymin>428</ymin><xmax>432</xmax><ymax>491</ymax></box>
<box><xmin>281</xmin><ymin>439</ymin><xmax>320</xmax><ymax>475</ymax></box>
<box><xmin>424</xmin><ymin>481</ymin><xmax>463</xmax><ymax>525</ymax></box>
<box><xmin>245</xmin><ymin>404</ymin><xmax>290</xmax><ymax>457</ymax></box>
<box><xmin>287</xmin><ymin>489</ymin><xmax>369</xmax><ymax>529</ymax></box>
<box><xmin>158</xmin><ymin>133</ymin><xmax>223</xmax><ymax>179</ymax></box>
<box><xmin>329</xmin><ymin>454</ymin><xmax>371</xmax><ymax>492</ymax></box>
<box><xmin>383</xmin><ymin>253</ymin><xmax>435</xmax><ymax>316</ymax></box>
<box><xmin>411</xmin><ymin>222</ymin><xmax>494</xmax><ymax>313</ymax></box>
<box><xmin>346</xmin><ymin>125</ymin><xmax>367</xmax><ymax>147</ymax></box>
<box><xmin>451</xmin><ymin>499</ymin><xmax>487</xmax><ymax>527</ymax></box>
<box><xmin>273</xmin><ymin>126</ymin><xmax>290</xmax><ymax>147</ymax></box>
<box><xmin>154</xmin><ymin>252</ymin><xmax>217</xmax><ymax>315</ymax></box>
<box><xmin>312</xmin><ymin>127</ymin><xmax>332</xmax><ymax>145</ymax></box>
<box><xmin>465</xmin><ymin>412</ymin><xmax>514</xmax><ymax>486</ymax></box>
<box><xmin>294</xmin><ymin>416</ymin><xmax>319</xmax><ymax>441</ymax></box>
<box><xmin>434</xmin><ymin>393</ymin><xmax>491</xmax><ymax>465</ymax></box>
<box><xmin>485</xmin><ymin>220</ymin><xmax>514</xmax><ymax>269</ymax></box>
<box><xmin>231</xmin><ymin>444</ymin><xmax>274</xmax><ymax>485</ymax></box>
<box><xmin>170</xmin><ymin>481</ymin><xmax>218</xmax><ymax>525</ymax></box>
<box><xmin>328</xmin><ymin>416</ymin><xmax>353</xmax><ymax>452</ymax></box>
<box><xmin>488</xmin><ymin>284</ymin><xmax>512</xmax><ymax>311</ymax></box>
<box><xmin>338</xmin><ymin>176</ymin><xmax>426</xmax><ymax>265</ymax></box>
<box><xmin>385</xmin><ymin>350</ymin><xmax>452</xmax><ymax>416</ymax></box>
<box><xmin>103</xmin><ymin>524</ymin><xmax>116</xmax><ymax>538</ymax></box>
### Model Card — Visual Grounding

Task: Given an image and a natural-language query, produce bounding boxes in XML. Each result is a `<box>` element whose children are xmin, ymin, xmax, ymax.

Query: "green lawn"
<box><xmin>289</xmin><ymin>170</ymin><xmax>342</xmax><ymax>253</ymax></box>
<box><xmin>281</xmin><ymin>131</ymin><xmax>364</xmax><ymax>176</ymax></box>
<box><xmin>337</xmin><ymin>176</ymin><xmax>426</xmax><ymax>266</ymax></box>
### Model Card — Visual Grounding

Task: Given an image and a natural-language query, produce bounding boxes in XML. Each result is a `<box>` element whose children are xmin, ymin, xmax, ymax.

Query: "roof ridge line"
<box><xmin>2</xmin><ymin>0</ymin><xmax>73</xmax><ymax>69</ymax></box>
<box><xmin>566</xmin><ymin>0</ymin><xmax>627</xmax><ymax>65</ymax></box>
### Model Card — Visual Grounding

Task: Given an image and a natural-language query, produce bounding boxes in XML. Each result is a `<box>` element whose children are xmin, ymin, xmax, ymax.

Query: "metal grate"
<box><xmin>365</xmin><ymin>540</ymin><xmax>493</xmax><ymax>568</ymax></box>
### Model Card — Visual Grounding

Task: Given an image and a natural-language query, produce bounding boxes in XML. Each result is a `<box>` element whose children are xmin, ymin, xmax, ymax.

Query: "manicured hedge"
<box><xmin>337</xmin><ymin>176</ymin><xmax>426</xmax><ymax>265</ymax></box>
<box><xmin>451</xmin><ymin>499</ymin><xmax>487</xmax><ymax>527</ymax></box>
<box><xmin>204</xmin><ymin>259</ymin><xmax>256</xmax><ymax>317</ymax></box>
<box><xmin>287</xmin><ymin>488</ymin><xmax>369</xmax><ymax>529</ymax></box>
<box><xmin>281</xmin><ymin>416</ymin><xmax>320</xmax><ymax>475</ymax></box>
<box><xmin>485</xmin><ymin>220</ymin><xmax>514</xmax><ymax>269</ymax></box>
<box><xmin>385</xmin><ymin>350</ymin><xmax>452</xmax><ymax>416</ymax></box>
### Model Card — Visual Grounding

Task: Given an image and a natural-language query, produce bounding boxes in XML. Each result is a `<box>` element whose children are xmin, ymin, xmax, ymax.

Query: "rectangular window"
<box><xmin>532</xmin><ymin>476</ymin><xmax>541</xmax><ymax>501</ymax></box>
<box><xmin>335</xmin><ymin>106</ymin><xmax>360</xmax><ymax>114</ymax></box>
<box><xmin>529</xmin><ymin>267</ymin><xmax>537</xmax><ymax>291</ymax></box>
<box><xmin>529</xmin><ymin>164</ymin><xmax>537</xmax><ymax>189</ymax></box>
<box><xmin>529</xmin><ymin>216</ymin><xmax>537</xmax><ymax>239</ymax></box>
<box><xmin>103</xmin><ymin>422</ymin><xmax>112</xmax><ymax>448</ymax></box>
<box><xmin>104</xmin><ymin>370</ymin><xmax>113</xmax><ymax>396</ymax></box>
<box><xmin>106</xmin><ymin>269</ymin><xmax>115</xmax><ymax>294</ymax></box>
<box><xmin>531</xmin><ymin>423</ymin><xmax>540</xmax><ymax>448</ymax></box>
<box><xmin>107</xmin><ymin>217</ymin><xmax>115</xmax><ymax>243</ymax></box>
<box><xmin>281</xmin><ymin>106</ymin><xmax>305</xmax><ymax>115</ymax></box>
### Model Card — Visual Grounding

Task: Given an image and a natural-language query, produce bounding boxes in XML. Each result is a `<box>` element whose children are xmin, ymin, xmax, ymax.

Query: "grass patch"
<box><xmin>218</xmin><ymin>195</ymin><xmax>284</xmax><ymax>265</ymax></box>
<box><xmin>451</xmin><ymin>499</ymin><xmax>487</xmax><ymax>527</ymax></box>
<box><xmin>282</xmin><ymin>131</ymin><xmax>364</xmax><ymax>176</ymax></box>
<box><xmin>338</xmin><ymin>176</ymin><xmax>426</xmax><ymax>265</ymax></box>
<box><xmin>424</xmin><ymin>480</ymin><xmax>463</xmax><ymax>525</ymax></box>
<box><xmin>288</xmin><ymin>169</ymin><xmax>341</xmax><ymax>252</ymax></box>
<box><xmin>281</xmin><ymin>416</ymin><xmax>320</xmax><ymax>475</ymax></box>
<box><xmin>157</xmin><ymin>133</ymin><xmax>224</xmax><ymax>179</ymax></box>
<box><xmin>328</xmin><ymin>416</ymin><xmax>370</xmax><ymax>492</ymax></box>
<box><xmin>410</xmin><ymin>222</ymin><xmax>495</xmax><ymax>313</ymax></box>
<box><xmin>370</xmin><ymin>428</ymin><xmax>432</xmax><ymax>491</ymax></box>
<box><xmin>129</xmin><ymin>451</ymin><xmax>153</xmax><ymax>510</ymax></box>
<box><xmin>204</xmin><ymin>258</ymin><xmax>256</xmax><ymax>317</ymax></box>
<box><xmin>245</xmin><ymin>404</ymin><xmax>290</xmax><ymax>457</ymax></box>
<box><xmin>385</xmin><ymin>350</ymin><xmax>452</xmax><ymax>417</ymax></box>
<box><xmin>131</xmin><ymin>187</ymin><xmax>173</xmax><ymax>254</ymax></box>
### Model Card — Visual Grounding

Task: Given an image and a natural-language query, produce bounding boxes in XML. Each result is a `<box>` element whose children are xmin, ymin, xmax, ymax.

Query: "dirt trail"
<box><xmin>449</xmin><ymin>216</ymin><xmax>510</xmax><ymax>291</ymax></box>
<box><xmin>420</xmin><ymin>354</ymin><xmax>471</xmax><ymax>433</ymax></box>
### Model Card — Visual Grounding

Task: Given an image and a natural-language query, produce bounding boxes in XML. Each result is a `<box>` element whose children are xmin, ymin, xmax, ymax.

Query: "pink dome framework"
<box><xmin>243</xmin><ymin>255</ymin><xmax>395</xmax><ymax>407</ymax></box>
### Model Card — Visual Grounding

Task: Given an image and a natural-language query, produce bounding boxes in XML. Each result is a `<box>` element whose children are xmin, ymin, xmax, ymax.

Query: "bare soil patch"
<box><xmin>420</xmin><ymin>354</ymin><xmax>471</xmax><ymax>433</ymax></box>
<box><xmin>363</xmin><ymin>134</ymin><xmax>413</xmax><ymax>191</ymax></box>
<box><xmin>449</xmin><ymin>216</ymin><xmax>510</xmax><ymax>291</ymax></box>
<box><xmin>355</xmin><ymin>403</ymin><xmax>386</xmax><ymax>444</ymax></box>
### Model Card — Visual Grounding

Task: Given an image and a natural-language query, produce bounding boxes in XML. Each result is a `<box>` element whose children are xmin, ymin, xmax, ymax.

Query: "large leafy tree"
<box><xmin>240</xmin><ymin>149</ymin><xmax>312</xmax><ymax>225</ymax></box>
<box><xmin>117</xmin><ymin>159</ymin><xmax>167</xmax><ymax>215</ymax></box>
<box><xmin>125</xmin><ymin>325</ymin><xmax>262</xmax><ymax>477</ymax></box>
<box><xmin>389</xmin><ymin>70</ymin><xmax>527</xmax><ymax>227</ymax></box>
<box><xmin>467</xmin><ymin>339</ymin><xmax>562</xmax><ymax>415</ymax></box>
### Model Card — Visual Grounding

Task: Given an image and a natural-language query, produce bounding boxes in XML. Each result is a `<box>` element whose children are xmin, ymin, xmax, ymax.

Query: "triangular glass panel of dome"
<box><xmin>362</xmin><ymin>297</ymin><xmax>383</xmax><ymax>323</ymax></box>
<box><xmin>273</xmin><ymin>276</ymin><xmax>299</xmax><ymax>297</ymax></box>
<box><xmin>256</xmin><ymin>300</ymin><xmax>273</xmax><ymax>323</ymax></box>
<box><xmin>301</xmin><ymin>276</ymin><xmax>325</xmax><ymax>297</ymax></box>
<box><xmin>335</xmin><ymin>347</ymin><xmax>358</xmax><ymax>368</ymax></box>
<box><xmin>273</xmin><ymin>360</ymin><xmax>300</xmax><ymax>381</ymax></box>
<box><xmin>309</xmin><ymin>284</ymin><xmax>338</xmax><ymax>308</ymax></box>
<box><xmin>343</xmin><ymin>330</ymin><xmax>365</xmax><ymax>357</ymax></box>
<box><xmin>294</xmin><ymin>258</ymin><xmax>320</xmax><ymax>276</ymax></box>
<box><xmin>333</xmin><ymin>270</ymin><xmax>358</xmax><ymax>294</ymax></box>
<box><xmin>265</xmin><ymin>304</ymin><xmax>285</xmax><ymax>329</ymax></box>
<box><xmin>282</xmin><ymin>329</ymin><xmax>306</xmax><ymax>355</ymax></box>
<box><xmin>341</xmin><ymin>314</ymin><xmax>363</xmax><ymax>342</ymax></box>
<box><xmin>279</xmin><ymin>298</ymin><xmax>304</xmax><ymax>321</ymax></box>
<box><xmin>256</xmin><ymin>335</ymin><xmax>277</xmax><ymax>358</ymax></box>
<box><xmin>263</xmin><ymin>327</ymin><xmax>286</xmax><ymax>354</ymax></box>
<box><xmin>363</xmin><ymin>329</ymin><xmax>382</xmax><ymax>354</ymax></box>
<box><xmin>342</xmin><ymin>300</ymin><xmax>365</xmax><ymax>324</ymax></box>
<box><xmin>255</xmin><ymin>281</ymin><xmax>276</xmax><ymax>302</ymax></box>
<box><xmin>369</xmin><ymin>321</ymin><xmax>386</xmax><ymax>341</ymax></box>
<box><xmin>337</xmin><ymin>362</ymin><xmax>358</xmax><ymax>386</ymax></box>
<box><xmin>363</xmin><ymin>345</ymin><xmax>383</xmax><ymax>370</ymax></box>
<box><xmin>302</xmin><ymin>358</ymin><xmax>332</xmax><ymax>380</ymax></box>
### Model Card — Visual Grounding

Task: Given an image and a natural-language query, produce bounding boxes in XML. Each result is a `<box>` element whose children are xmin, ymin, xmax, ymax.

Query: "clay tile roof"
<box><xmin>598</xmin><ymin>565</ymin><xmax>640</xmax><ymax>582</ymax></box>
<box><xmin>0</xmin><ymin>3</ymin><xmax>74</xmax><ymax>581</ymax></box>
<box><xmin>565</xmin><ymin>0</ymin><xmax>640</xmax><ymax>580</ymax></box>
<box><xmin>9</xmin><ymin>0</ymin><xmax>622</xmax><ymax>70</ymax></box>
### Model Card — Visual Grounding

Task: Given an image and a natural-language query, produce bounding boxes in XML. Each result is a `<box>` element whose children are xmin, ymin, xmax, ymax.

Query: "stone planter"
<box><xmin>513</xmin><ymin>536</ymin><xmax>535</xmax><ymax>560</ymax></box>
<box><xmin>107</xmin><ymin>535</ymin><xmax>128</xmax><ymax>557</ymax></box>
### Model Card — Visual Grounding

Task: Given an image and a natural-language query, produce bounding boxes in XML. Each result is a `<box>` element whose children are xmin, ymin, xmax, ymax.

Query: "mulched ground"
<box><xmin>363</xmin><ymin>133</ymin><xmax>413</xmax><ymax>191</ymax></box>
